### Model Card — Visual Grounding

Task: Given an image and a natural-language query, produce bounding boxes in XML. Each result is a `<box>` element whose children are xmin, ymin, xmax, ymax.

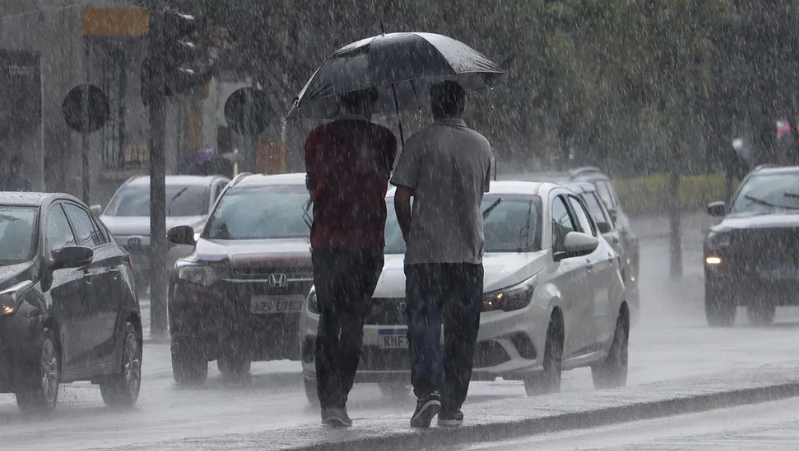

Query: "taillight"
<box><xmin>127</xmin><ymin>253</ymin><xmax>133</xmax><ymax>268</ymax></box>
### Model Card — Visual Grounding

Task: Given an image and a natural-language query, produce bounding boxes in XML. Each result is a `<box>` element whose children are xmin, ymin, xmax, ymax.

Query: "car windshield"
<box><xmin>0</xmin><ymin>206</ymin><xmax>38</xmax><ymax>265</ymax></box>
<box><xmin>730</xmin><ymin>173</ymin><xmax>799</xmax><ymax>214</ymax></box>
<box><xmin>205</xmin><ymin>185</ymin><xmax>311</xmax><ymax>240</ymax></box>
<box><xmin>104</xmin><ymin>184</ymin><xmax>210</xmax><ymax>217</ymax></box>
<box><xmin>384</xmin><ymin>195</ymin><xmax>541</xmax><ymax>254</ymax></box>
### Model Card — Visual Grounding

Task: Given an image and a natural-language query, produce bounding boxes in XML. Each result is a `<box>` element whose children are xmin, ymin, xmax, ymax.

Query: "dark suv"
<box><xmin>501</xmin><ymin>167</ymin><xmax>639</xmax><ymax>319</ymax></box>
<box><xmin>166</xmin><ymin>173</ymin><xmax>312</xmax><ymax>385</ymax></box>
<box><xmin>705</xmin><ymin>165</ymin><xmax>799</xmax><ymax>327</ymax></box>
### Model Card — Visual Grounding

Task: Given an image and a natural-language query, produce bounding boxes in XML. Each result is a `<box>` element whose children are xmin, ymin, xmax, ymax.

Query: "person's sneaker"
<box><xmin>321</xmin><ymin>407</ymin><xmax>353</xmax><ymax>428</ymax></box>
<box><xmin>410</xmin><ymin>392</ymin><xmax>442</xmax><ymax>428</ymax></box>
<box><xmin>438</xmin><ymin>410</ymin><xmax>464</xmax><ymax>427</ymax></box>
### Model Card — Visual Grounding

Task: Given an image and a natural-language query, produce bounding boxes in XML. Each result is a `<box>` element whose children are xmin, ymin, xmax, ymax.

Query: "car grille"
<box><xmin>731</xmin><ymin>227</ymin><xmax>799</xmax><ymax>273</ymax></box>
<box><xmin>232</xmin><ymin>268</ymin><xmax>313</xmax><ymax>281</ymax></box>
<box><xmin>365</xmin><ymin>298</ymin><xmax>406</xmax><ymax>326</ymax></box>
<box><xmin>223</xmin><ymin>267</ymin><xmax>314</xmax><ymax>299</ymax></box>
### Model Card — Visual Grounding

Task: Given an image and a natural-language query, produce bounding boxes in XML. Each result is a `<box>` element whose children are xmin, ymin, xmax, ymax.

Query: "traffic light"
<box><xmin>141</xmin><ymin>10</ymin><xmax>213</xmax><ymax>105</ymax></box>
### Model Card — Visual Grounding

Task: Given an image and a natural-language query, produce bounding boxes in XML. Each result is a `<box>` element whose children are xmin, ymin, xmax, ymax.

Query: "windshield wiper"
<box><xmin>482</xmin><ymin>198</ymin><xmax>502</xmax><ymax>219</ymax></box>
<box><xmin>302</xmin><ymin>198</ymin><xmax>313</xmax><ymax>231</ymax></box>
<box><xmin>167</xmin><ymin>187</ymin><xmax>189</xmax><ymax>216</ymax></box>
<box><xmin>784</xmin><ymin>192</ymin><xmax>799</xmax><ymax>199</ymax></box>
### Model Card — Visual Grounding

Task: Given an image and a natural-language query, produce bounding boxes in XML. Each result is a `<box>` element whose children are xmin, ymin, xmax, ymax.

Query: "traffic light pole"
<box><xmin>148</xmin><ymin>6</ymin><xmax>168</xmax><ymax>338</ymax></box>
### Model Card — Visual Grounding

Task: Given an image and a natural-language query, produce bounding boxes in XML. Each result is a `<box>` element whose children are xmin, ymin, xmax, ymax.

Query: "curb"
<box><xmin>108</xmin><ymin>363</ymin><xmax>799</xmax><ymax>451</ymax></box>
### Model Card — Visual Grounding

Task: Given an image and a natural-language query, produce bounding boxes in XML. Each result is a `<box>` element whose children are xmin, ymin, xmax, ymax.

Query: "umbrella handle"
<box><xmin>390</xmin><ymin>83</ymin><xmax>405</xmax><ymax>147</ymax></box>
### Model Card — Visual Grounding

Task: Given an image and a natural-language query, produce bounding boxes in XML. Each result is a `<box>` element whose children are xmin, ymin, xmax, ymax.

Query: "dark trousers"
<box><xmin>313</xmin><ymin>248</ymin><xmax>384</xmax><ymax>409</ymax></box>
<box><xmin>405</xmin><ymin>263</ymin><xmax>483</xmax><ymax>413</ymax></box>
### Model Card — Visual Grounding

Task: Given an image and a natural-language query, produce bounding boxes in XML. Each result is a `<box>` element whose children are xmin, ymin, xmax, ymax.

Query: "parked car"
<box><xmin>96</xmin><ymin>175</ymin><xmax>230</xmax><ymax>296</ymax></box>
<box><xmin>299</xmin><ymin>181</ymin><xmax>628</xmax><ymax>402</ymax></box>
<box><xmin>166</xmin><ymin>173</ymin><xmax>312</xmax><ymax>385</ymax></box>
<box><xmin>704</xmin><ymin>164</ymin><xmax>799</xmax><ymax>327</ymax></box>
<box><xmin>0</xmin><ymin>193</ymin><xmax>141</xmax><ymax>413</ymax></box>
<box><xmin>501</xmin><ymin>167</ymin><xmax>639</xmax><ymax>322</ymax></box>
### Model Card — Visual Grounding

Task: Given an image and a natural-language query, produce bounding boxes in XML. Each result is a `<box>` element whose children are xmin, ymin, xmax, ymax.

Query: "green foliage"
<box><xmin>614</xmin><ymin>173</ymin><xmax>733</xmax><ymax>216</ymax></box>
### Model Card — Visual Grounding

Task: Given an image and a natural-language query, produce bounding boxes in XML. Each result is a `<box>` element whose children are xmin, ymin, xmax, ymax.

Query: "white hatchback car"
<box><xmin>298</xmin><ymin>181</ymin><xmax>629</xmax><ymax>401</ymax></box>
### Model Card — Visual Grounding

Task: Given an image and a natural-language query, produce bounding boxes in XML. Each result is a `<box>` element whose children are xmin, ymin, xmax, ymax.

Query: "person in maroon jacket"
<box><xmin>305</xmin><ymin>87</ymin><xmax>397</xmax><ymax>427</ymax></box>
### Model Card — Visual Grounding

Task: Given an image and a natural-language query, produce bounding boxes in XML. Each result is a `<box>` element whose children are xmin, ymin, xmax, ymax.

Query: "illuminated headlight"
<box><xmin>0</xmin><ymin>281</ymin><xmax>34</xmax><ymax>317</ymax></box>
<box><xmin>176</xmin><ymin>264</ymin><xmax>221</xmax><ymax>287</ymax></box>
<box><xmin>706</xmin><ymin>256</ymin><xmax>722</xmax><ymax>266</ymax></box>
<box><xmin>307</xmin><ymin>288</ymin><xmax>319</xmax><ymax>314</ymax></box>
<box><xmin>482</xmin><ymin>274</ymin><xmax>539</xmax><ymax>312</ymax></box>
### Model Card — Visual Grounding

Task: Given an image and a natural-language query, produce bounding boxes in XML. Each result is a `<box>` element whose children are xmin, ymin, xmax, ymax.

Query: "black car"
<box><xmin>705</xmin><ymin>165</ymin><xmax>799</xmax><ymax>327</ymax></box>
<box><xmin>0</xmin><ymin>193</ymin><xmax>141</xmax><ymax>413</ymax></box>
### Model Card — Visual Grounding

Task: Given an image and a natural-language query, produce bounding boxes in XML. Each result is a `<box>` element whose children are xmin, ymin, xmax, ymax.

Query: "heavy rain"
<box><xmin>1</xmin><ymin>1</ymin><xmax>799</xmax><ymax>450</ymax></box>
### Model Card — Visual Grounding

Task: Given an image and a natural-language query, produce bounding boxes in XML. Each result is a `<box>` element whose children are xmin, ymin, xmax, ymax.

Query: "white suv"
<box><xmin>298</xmin><ymin>181</ymin><xmax>629</xmax><ymax>401</ymax></box>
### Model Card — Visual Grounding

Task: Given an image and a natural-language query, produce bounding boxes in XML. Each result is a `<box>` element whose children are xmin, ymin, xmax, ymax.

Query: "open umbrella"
<box><xmin>286</xmin><ymin>32</ymin><xmax>504</xmax><ymax>144</ymax></box>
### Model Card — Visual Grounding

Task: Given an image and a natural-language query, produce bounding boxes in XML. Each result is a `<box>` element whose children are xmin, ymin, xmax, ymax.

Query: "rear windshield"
<box><xmin>104</xmin><ymin>184</ymin><xmax>210</xmax><ymax>217</ymax></box>
<box><xmin>205</xmin><ymin>185</ymin><xmax>311</xmax><ymax>240</ymax></box>
<box><xmin>0</xmin><ymin>206</ymin><xmax>38</xmax><ymax>265</ymax></box>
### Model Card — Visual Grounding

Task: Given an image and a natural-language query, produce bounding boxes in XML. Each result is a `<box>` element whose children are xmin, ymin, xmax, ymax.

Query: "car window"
<box><xmin>63</xmin><ymin>204</ymin><xmax>102</xmax><ymax>247</ymax></box>
<box><xmin>91</xmin><ymin>216</ymin><xmax>110</xmax><ymax>244</ymax></box>
<box><xmin>569</xmin><ymin>195</ymin><xmax>597</xmax><ymax>237</ymax></box>
<box><xmin>552</xmin><ymin>196</ymin><xmax>576</xmax><ymax>250</ymax></box>
<box><xmin>214</xmin><ymin>183</ymin><xmax>226</xmax><ymax>203</ymax></box>
<box><xmin>104</xmin><ymin>183</ymin><xmax>210</xmax><ymax>217</ymax></box>
<box><xmin>46</xmin><ymin>205</ymin><xmax>77</xmax><ymax>256</ymax></box>
<box><xmin>595</xmin><ymin>181</ymin><xmax>615</xmax><ymax>208</ymax></box>
<box><xmin>582</xmin><ymin>192</ymin><xmax>610</xmax><ymax>226</ymax></box>
<box><xmin>0</xmin><ymin>206</ymin><xmax>38</xmax><ymax>264</ymax></box>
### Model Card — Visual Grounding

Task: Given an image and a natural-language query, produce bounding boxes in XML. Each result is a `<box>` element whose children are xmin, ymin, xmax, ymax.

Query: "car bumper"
<box><xmin>299</xmin><ymin>306</ymin><xmax>545</xmax><ymax>383</ymax></box>
<box><xmin>705</xmin><ymin>261</ymin><xmax>799</xmax><ymax>306</ymax></box>
<box><xmin>169</xmin><ymin>283</ymin><xmax>303</xmax><ymax>361</ymax></box>
<box><xmin>0</xmin><ymin>314</ymin><xmax>40</xmax><ymax>393</ymax></box>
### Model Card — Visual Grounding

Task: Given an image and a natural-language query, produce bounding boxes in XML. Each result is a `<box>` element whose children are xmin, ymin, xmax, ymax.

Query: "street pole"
<box><xmin>82</xmin><ymin>41</ymin><xmax>90</xmax><ymax>204</ymax></box>
<box><xmin>243</xmin><ymin>80</ymin><xmax>255</xmax><ymax>172</ymax></box>
<box><xmin>148</xmin><ymin>5</ymin><xmax>168</xmax><ymax>338</ymax></box>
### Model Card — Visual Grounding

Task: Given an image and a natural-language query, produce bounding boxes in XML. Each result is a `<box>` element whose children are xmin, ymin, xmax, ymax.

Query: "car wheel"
<box><xmin>100</xmin><ymin>322</ymin><xmax>142</xmax><ymax>408</ymax></box>
<box><xmin>705</xmin><ymin>286</ymin><xmax>735</xmax><ymax>327</ymax></box>
<box><xmin>592</xmin><ymin>312</ymin><xmax>629</xmax><ymax>389</ymax></box>
<box><xmin>304</xmin><ymin>376</ymin><xmax>319</xmax><ymax>405</ymax></box>
<box><xmin>16</xmin><ymin>328</ymin><xmax>60</xmax><ymax>414</ymax></box>
<box><xmin>171</xmin><ymin>339</ymin><xmax>208</xmax><ymax>386</ymax></box>
<box><xmin>217</xmin><ymin>353</ymin><xmax>251</xmax><ymax>379</ymax></box>
<box><xmin>378</xmin><ymin>382</ymin><xmax>411</xmax><ymax>398</ymax></box>
<box><xmin>747</xmin><ymin>301</ymin><xmax>776</xmax><ymax>327</ymax></box>
<box><xmin>524</xmin><ymin>317</ymin><xmax>563</xmax><ymax>397</ymax></box>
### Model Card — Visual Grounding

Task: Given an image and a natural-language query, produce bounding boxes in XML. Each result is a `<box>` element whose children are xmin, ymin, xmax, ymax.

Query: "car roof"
<box><xmin>560</xmin><ymin>181</ymin><xmax>596</xmax><ymax>194</ymax></box>
<box><xmin>232</xmin><ymin>173</ymin><xmax>307</xmax><ymax>188</ymax></box>
<box><xmin>127</xmin><ymin>175</ymin><xmax>227</xmax><ymax>187</ymax></box>
<box><xmin>0</xmin><ymin>192</ymin><xmax>83</xmax><ymax>207</ymax></box>
<box><xmin>387</xmin><ymin>180</ymin><xmax>561</xmax><ymax>198</ymax></box>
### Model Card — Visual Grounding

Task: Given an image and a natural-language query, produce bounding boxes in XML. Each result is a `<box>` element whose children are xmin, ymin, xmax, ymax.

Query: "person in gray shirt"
<box><xmin>391</xmin><ymin>80</ymin><xmax>492</xmax><ymax>428</ymax></box>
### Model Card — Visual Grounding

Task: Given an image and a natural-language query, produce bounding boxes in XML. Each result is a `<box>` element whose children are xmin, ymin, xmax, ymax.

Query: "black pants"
<box><xmin>405</xmin><ymin>263</ymin><xmax>483</xmax><ymax>413</ymax></box>
<box><xmin>313</xmin><ymin>249</ymin><xmax>384</xmax><ymax>409</ymax></box>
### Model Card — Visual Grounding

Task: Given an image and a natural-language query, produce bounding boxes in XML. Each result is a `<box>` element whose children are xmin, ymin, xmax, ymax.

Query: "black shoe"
<box><xmin>438</xmin><ymin>410</ymin><xmax>464</xmax><ymax>427</ymax></box>
<box><xmin>410</xmin><ymin>392</ymin><xmax>441</xmax><ymax>428</ymax></box>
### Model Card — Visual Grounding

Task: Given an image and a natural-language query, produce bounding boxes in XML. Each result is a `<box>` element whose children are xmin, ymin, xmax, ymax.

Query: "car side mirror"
<box><xmin>596</xmin><ymin>221</ymin><xmax>612</xmax><ymax>234</ymax></box>
<box><xmin>607</xmin><ymin>209</ymin><xmax>618</xmax><ymax>224</ymax></box>
<box><xmin>555</xmin><ymin>232</ymin><xmax>599</xmax><ymax>261</ymax></box>
<box><xmin>167</xmin><ymin>225</ymin><xmax>196</xmax><ymax>246</ymax></box>
<box><xmin>51</xmin><ymin>246</ymin><xmax>94</xmax><ymax>269</ymax></box>
<box><xmin>707</xmin><ymin>201</ymin><xmax>726</xmax><ymax>217</ymax></box>
<box><xmin>89</xmin><ymin>204</ymin><xmax>102</xmax><ymax>215</ymax></box>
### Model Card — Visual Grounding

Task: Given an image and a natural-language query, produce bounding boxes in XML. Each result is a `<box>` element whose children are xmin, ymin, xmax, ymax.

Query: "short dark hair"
<box><xmin>430</xmin><ymin>81</ymin><xmax>466</xmax><ymax>118</ymax></box>
<box><xmin>340</xmin><ymin>87</ymin><xmax>379</xmax><ymax>111</ymax></box>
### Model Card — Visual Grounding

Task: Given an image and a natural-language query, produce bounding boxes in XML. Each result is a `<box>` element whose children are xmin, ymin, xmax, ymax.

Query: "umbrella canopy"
<box><xmin>286</xmin><ymin>32</ymin><xmax>504</xmax><ymax>120</ymax></box>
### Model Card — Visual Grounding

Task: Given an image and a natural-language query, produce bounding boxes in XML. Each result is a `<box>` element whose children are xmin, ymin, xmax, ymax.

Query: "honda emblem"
<box><xmin>268</xmin><ymin>273</ymin><xmax>288</xmax><ymax>288</ymax></box>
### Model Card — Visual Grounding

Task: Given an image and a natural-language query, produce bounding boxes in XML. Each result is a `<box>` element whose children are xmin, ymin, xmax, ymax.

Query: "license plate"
<box><xmin>250</xmin><ymin>295</ymin><xmax>304</xmax><ymax>314</ymax></box>
<box><xmin>378</xmin><ymin>329</ymin><xmax>408</xmax><ymax>349</ymax></box>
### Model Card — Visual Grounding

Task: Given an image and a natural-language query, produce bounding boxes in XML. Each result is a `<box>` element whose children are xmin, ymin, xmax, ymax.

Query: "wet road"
<box><xmin>3</xmin><ymin>232</ymin><xmax>799</xmax><ymax>450</ymax></box>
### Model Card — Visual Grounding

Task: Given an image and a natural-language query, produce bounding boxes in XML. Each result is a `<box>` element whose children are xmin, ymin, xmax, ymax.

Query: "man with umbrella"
<box><xmin>392</xmin><ymin>80</ymin><xmax>492</xmax><ymax>428</ymax></box>
<box><xmin>305</xmin><ymin>87</ymin><xmax>397</xmax><ymax>427</ymax></box>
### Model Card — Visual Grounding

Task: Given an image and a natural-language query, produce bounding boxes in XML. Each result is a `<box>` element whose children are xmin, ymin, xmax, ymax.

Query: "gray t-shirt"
<box><xmin>390</xmin><ymin>118</ymin><xmax>492</xmax><ymax>264</ymax></box>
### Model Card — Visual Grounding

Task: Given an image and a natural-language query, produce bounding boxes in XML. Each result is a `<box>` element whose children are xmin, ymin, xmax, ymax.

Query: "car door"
<box><xmin>44</xmin><ymin>203</ymin><xmax>90</xmax><ymax>371</ymax></box>
<box><xmin>550</xmin><ymin>194</ymin><xmax>593</xmax><ymax>358</ymax></box>
<box><xmin>568</xmin><ymin>195</ymin><xmax>615</xmax><ymax>348</ymax></box>
<box><xmin>63</xmin><ymin>202</ymin><xmax>120</xmax><ymax>365</ymax></box>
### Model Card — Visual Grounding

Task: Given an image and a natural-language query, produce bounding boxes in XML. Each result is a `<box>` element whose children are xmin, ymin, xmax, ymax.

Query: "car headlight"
<box><xmin>482</xmin><ymin>274</ymin><xmax>539</xmax><ymax>312</ymax></box>
<box><xmin>307</xmin><ymin>288</ymin><xmax>319</xmax><ymax>314</ymax></box>
<box><xmin>176</xmin><ymin>264</ymin><xmax>221</xmax><ymax>287</ymax></box>
<box><xmin>0</xmin><ymin>281</ymin><xmax>34</xmax><ymax>317</ymax></box>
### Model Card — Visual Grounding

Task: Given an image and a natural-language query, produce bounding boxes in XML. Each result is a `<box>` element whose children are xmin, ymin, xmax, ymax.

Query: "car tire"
<box><xmin>217</xmin><ymin>354</ymin><xmax>251</xmax><ymax>379</ymax></box>
<box><xmin>524</xmin><ymin>317</ymin><xmax>563</xmax><ymax>397</ymax></box>
<box><xmin>747</xmin><ymin>301</ymin><xmax>776</xmax><ymax>327</ymax></box>
<box><xmin>100</xmin><ymin>322</ymin><xmax>142</xmax><ymax>409</ymax></box>
<box><xmin>16</xmin><ymin>328</ymin><xmax>60</xmax><ymax>414</ymax></box>
<box><xmin>171</xmin><ymin>340</ymin><xmax>207</xmax><ymax>386</ymax></box>
<box><xmin>378</xmin><ymin>382</ymin><xmax>411</xmax><ymax>398</ymax></box>
<box><xmin>705</xmin><ymin>286</ymin><xmax>735</xmax><ymax>327</ymax></box>
<box><xmin>592</xmin><ymin>312</ymin><xmax>629</xmax><ymax>389</ymax></box>
<box><xmin>304</xmin><ymin>376</ymin><xmax>319</xmax><ymax>405</ymax></box>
